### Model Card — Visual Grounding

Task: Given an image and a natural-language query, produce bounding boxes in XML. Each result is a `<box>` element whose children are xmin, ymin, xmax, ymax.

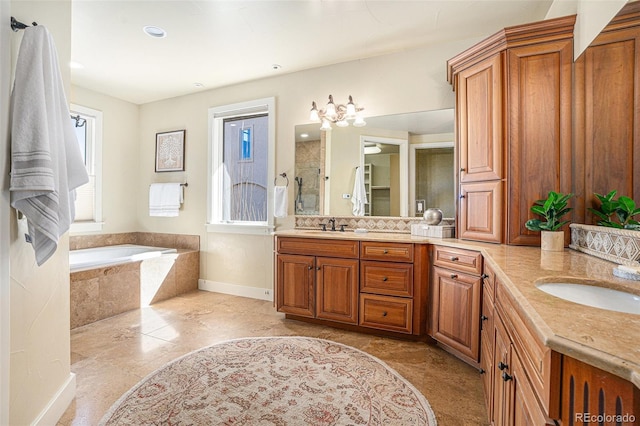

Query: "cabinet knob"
<box><xmin>383</xmin><ymin>249</ymin><xmax>388</xmax><ymax>254</ymax></box>
<box><xmin>382</xmin><ymin>311</ymin><xmax>388</xmax><ymax>317</ymax></box>
<box><xmin>382</xmin><ymin>277</ymin><xmax>388</xmax><ymax>282</ymax></box>
<box><xmin>481</xmin><ymin>273</ymin><xmax>489</xmax><ymax>279</ymax></box>
<box><xmin>316</xmin><ymin>267</ymin><xmax>321</xmax><ymax>271</ymax></box>
<box><xmin>502</xmin><ymin>372</ymin><xmax>513</xmax><ymax>382</ymax></box>
<box><xmin>498</xmin><ymin>361</ymin><xmax>508</xmax><ymax>371</ymax></box>
<box><xmin>479</xmin><ymin>368</ymin><xmax>485</xmax><ymax>375</ymax></box>
<box><xmin>481</xmin><ymin>315</ymin><xmax>488</xmax><ymax>321</ymax></box>
<box><xmin>308</xmin><ymin>266</ymin><xmax>313</xmax><ymax>270</ymax></box>
<box><xmin>450</xmin><ymin>256</ymin><xmax>459</xmax><ymax>261</ymax></box>
<box><xmin>450</xmin><ymin>274</ymin><xmax>458</xmax><ymax>279</ymax></box>
<box><xmin>460</xmin><ymin>194</ymin><xmax>466</xmax><ymax>199</ymax></box>
<box><xmin>460</xmin><ymin>167</ymin><xmax>466</xmax><ymax>172</ymax></box>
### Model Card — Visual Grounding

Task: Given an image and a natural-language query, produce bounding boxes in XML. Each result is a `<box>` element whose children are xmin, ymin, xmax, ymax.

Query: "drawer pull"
<box><xmin>383</xmin><ymin>249</ymin><xmax>388</xmax><ymax>254</ymax></box>
<box><xmin>481</xmin><ymin>273</ymin><xmax>489</xmax><ymax>279</ymax></box>
<box><xmin>450</xmin><ymin>274</ymin><xmax>458</xmax><ymax>279</ymax></box>
<box><xmin>450</xmin><ymin>256</ymin><xmax>459</xmax><ymax>261</ymax></box>
<box><xmin>481</xmin><ymin>315</ymin><xmax>488</xmax><ymax>321</ymax></box>
<box><xmin>382</xmin><ymin>311</ymin><xmax>388</xmax><ymax>317</ymax></box>
<box><xmin>498</xmin><ymin>361</ymin><xmax>508</xmax><ymax>371</ymax></box>
<box><xmin>502</xmin><ymin>372</ymin><xmax>513</xmax><ymax>382</ymax></box>
<box><xmin>382</xmin><ymin>277</ymin><xmax>388</xmax><ymax>282</ymax></box>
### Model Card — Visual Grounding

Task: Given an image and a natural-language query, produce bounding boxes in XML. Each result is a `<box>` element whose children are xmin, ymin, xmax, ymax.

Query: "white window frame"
<box><xmin>207</xmin><ymin>97</ymin><xmax>276</xmax><ymax>235</ymax></box>
<box><xmin>70</xmin><ymin>103</ymin><xmax>104</xmax><ymax>233</ymax></box>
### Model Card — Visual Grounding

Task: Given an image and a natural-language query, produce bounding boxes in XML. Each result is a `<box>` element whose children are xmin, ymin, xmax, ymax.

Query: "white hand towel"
<box><xmin>351</xmin><ymin>166</ymin><xmax>368</xmax><ymax>216</ymax></box>
<box><xmin>9</xmin><ymin>25</ymin><xmax>89</xmax><ymax>266</ymax></box>
<box><xmin>274</xmin><ymin>185</ymin><xmax>288</xmax><ymax>218</ymax></box>
<box><xmin>149</xmin><ymin>183</ymin><xmax>182</xmax><ymax>217</ymax></box>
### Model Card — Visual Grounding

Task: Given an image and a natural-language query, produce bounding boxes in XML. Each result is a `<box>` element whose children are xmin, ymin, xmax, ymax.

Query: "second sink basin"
<box><xmin>536</xmin><ymin>282</ymin><xmax>640</xmax><ymax>315</ymax></box>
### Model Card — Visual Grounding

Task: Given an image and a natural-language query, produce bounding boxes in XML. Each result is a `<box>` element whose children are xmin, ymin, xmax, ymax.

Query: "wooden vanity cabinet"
<box><xmin>276</xmin><ymin>237</ymin><xmax>359</xmax><ymax>325</ymax></box>
<box><xmin>448</xmin><ymin>15</ymin><xmax>575</xmax><ymax>246</ymax></box>
<box><xmin>479</xmin><ymin>262</ymin><xmax>496</xmax><ymax>419</ymax></box>
<box><xmin>359</xmin><ymin>241</ymin><xmax>415</xmax><ymax>334</ymax></box>
<box><xmin>276</xmin><ymin>237</ymin><xmax>428</xmax><ymax>337</ymax></box>
<box><xmin>430</xmin><ymin>245</ymin><xmax>483</xmax><ymax>366</ymax></box>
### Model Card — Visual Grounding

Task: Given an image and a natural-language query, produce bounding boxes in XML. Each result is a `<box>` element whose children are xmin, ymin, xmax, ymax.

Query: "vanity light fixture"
<box><xmin>309</xmin><ymin>95</ymin><xmax>366</xmax><ymax>131</ymax></box>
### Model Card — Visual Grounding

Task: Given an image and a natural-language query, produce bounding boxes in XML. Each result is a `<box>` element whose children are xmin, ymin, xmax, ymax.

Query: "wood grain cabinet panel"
<box><xmin>315</xmin><ymin>257</ymin><xmax>359</xmax><ymax>324</ymax></box>
<box><xmin>360</xmin><ymin>261</ymin><xmax>413</xmax><ymax>297</ymax></box>
<box><xmin>431</xmin><ymin>266</ymin><xmax>481</xmax><ymax>364</ymax></box>
<box><xmin>360</xmin><ymin>241</ymin><xmax>414</xmax><ymax>262</ymax></box>
<box><xmin>459</xmin><ymin>181</ymin><xmax>503</xmax><ymax>243</ymax></box>
<box><xmin>457</xmin><ymin>54</ymin><xmax>504</xmax><ymax>183</ymax></box>
<box><xmin>276</xmin><ymin>254</ymin><xmax>315</xmax><ymax>317</ymax></box>
<box><xmin>433</xmin><ymin>245</ymin><xmax>484</xmax><ymax>275</ymax></box>
<box><xmin>359</xmin><ymin>294</ymin><xmax>413</xmax><ymax>334</ymax></box>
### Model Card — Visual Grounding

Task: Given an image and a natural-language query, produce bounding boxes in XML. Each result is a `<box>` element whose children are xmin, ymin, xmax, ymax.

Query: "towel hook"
<box><xmin>274</xmin><ymin>172</ymin><xmax>289</xmax><ymax>187</ymax></box>
<box><xmin>11</xmin><ymin>17</ymin><xmax>37</xmax><ymax>32</ymax></box>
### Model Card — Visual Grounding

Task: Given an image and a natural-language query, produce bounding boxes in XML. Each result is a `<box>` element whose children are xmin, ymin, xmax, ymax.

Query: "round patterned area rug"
<box><xmin>99</xmin><ymin>336</ymin><xmax>437</xmax><ymax>425</ymax></box>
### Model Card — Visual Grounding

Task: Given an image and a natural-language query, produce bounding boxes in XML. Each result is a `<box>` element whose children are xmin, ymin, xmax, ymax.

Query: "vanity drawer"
<box><xmin>359</xmin><ymin>294</ymin><xmax>413</xmax><ymax>334</ymax></box>
<box><xmin>433</xmin><ymin>245</ymin><xmax>482</xmax><ymax>275</ymax></box>
<box><xmin>277</xmin><ymin>237</ymin><xmax>359</xmax><ymax>259</ymax></box>
<box><xmin>360</xmin><ymin>241</ymin><xmax>414</xmax><ymax>262</ymax></box>
<box><xmin>360</xmin><ymin>261</ymin><xmax>413</xmax><ymax>297</ymax></box>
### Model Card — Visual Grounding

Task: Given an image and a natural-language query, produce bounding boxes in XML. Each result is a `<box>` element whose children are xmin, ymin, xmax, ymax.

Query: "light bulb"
<box><xmin>353</xmin><ymin>114</ymin><xmax>366</xmax><ymax>127</ymax></box>
<box><xmin>336</xmin><ymin>119</ymin><xmax>349</xmax><ymax>127</ymax></box>
<box><xmin>346</xmin><ymin>96</ymin><xmax>356</xmax><ymax>118</ymax></box>
<box><xmin>325</xmin><ymin>95</ymin><xmax>336</xmax><ymax>119</ymax></box>
<box><xmin>320</xmin><ymin>119</ymin><xmax>332</xmax><ymax>131</ymax></box>
<box><xmin>309</xmin><ymin>102</ymin><xmax>319</xmax><ymax>122</ymax></box>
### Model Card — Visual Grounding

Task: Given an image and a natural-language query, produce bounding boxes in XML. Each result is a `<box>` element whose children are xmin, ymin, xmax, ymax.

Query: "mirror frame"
<box><xmin>409</xmin><ymin>141</ymin><xmax>455</xmax><ymax>218</ymax></box>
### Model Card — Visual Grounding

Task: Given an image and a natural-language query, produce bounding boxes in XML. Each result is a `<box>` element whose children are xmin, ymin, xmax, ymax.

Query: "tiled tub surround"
<box><xmin>70</xmin><ymin>233</ymin><xmax>199</xmax><ymax>329</ymax></box>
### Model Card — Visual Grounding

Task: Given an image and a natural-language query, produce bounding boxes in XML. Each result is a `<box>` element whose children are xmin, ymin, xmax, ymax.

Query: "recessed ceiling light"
<box><xmin>194</xmin><ymin>82</ymin><xmax>204</xmax><ymax>88</ymax></box>
<box><xmin>300</xmin><ymin>133</ymin><xmax>309</xmax><ymax>138</ymax></box>
<box><xmin>272</xmin><ymin>64</ymin><xmax>282</xmax><ymax>70</ymax></box>
<box><xmin>143</xmin><ymin>25</ymin><xmax>167</xmax><ymax>38</ymax></box>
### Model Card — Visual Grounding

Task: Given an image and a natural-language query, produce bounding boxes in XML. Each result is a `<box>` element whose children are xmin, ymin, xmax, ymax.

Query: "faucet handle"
<box><xmin>339</xmin><ymin>224</ymin><xmax>348</xmax><ymax>232</ymax></box>
<box><xmin>320</xmin><ymin>223</ymin><xmax>327</xmax><ymax>231</ymax></box>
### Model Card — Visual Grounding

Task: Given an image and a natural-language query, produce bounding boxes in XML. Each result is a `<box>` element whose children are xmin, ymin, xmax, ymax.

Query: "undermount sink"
<box><xmin>536</xmin><ymin>282</ymin><xmax>640</xmax><ymax>315</ymax></box>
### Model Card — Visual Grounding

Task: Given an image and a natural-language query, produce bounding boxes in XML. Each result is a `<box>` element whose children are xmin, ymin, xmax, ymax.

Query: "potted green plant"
<box><xmin>525</xmin><ymin>191</ymin><xmax>574</xmax><ymax>251</ymax></box>
<box><xmin>570</xmin><ymin>191</ymin><xmax>640</xmax><ymax>265</ymax></box>
<box><xmin>588</xmin><ymin>190</ymin><xmax>640</xmax><ymax>230</ymax></box>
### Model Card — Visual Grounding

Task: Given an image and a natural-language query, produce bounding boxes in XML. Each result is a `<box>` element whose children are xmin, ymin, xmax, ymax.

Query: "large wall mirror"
<box><xmin>294</xmin><ymin>109</ymin><xmax>454</xmax><ymax>218</ymax></box>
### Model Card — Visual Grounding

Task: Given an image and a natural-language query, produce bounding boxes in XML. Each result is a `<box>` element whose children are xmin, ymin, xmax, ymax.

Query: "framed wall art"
<box><xmin>155</xmin><ymin>129</ymin><xmax>185</xmax><ymax>172</ymax></box>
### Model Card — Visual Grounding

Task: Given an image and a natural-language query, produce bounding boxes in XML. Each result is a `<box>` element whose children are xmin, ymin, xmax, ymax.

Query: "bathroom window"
<box><xmin>207</xmin><ymin>97</ymin><xmax>275</xmax><ymax>234</ymax></box>
<box><xmin>70</xmin><ymin>104</ymin><xmax>103</xmax><ymax>233</ymax></box>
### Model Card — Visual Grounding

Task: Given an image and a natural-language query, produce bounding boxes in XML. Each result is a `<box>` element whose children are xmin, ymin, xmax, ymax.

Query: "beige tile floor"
<box><xmin>59</xmin><ymin>290</ymin><xmax>489</xmax><ymax>425</ymax></box>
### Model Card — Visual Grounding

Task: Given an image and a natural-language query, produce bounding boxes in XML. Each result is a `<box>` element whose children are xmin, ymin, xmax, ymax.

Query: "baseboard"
<box><xmin>33</xmin><ymin>372</ymin><xmax>76</xmax><ymax>426</ymax></box>
<box><xmin>198</xmin><ymin>279</ymin><xmax>274</xmax><ymax>302</ymax></box>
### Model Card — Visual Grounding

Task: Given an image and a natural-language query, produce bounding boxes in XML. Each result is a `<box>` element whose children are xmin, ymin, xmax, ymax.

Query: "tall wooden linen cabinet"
<box><xmin>448</xmin><ymin>16</ymin><xmax>575</xmax><ymax>245</ymax></box>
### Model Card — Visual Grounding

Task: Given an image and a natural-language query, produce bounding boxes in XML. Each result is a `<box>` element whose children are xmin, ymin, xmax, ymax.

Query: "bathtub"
<box><xmin>69</xmin><ymin>244</ymin><xmax>177</xmax><ymax>273</ymax></box>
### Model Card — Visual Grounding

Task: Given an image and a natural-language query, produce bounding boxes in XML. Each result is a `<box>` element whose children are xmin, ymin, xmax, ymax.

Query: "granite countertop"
<box><xmin>274</xmin><ymin>229</ymin><xmax>640</xmax><ymax>388</ymax></box>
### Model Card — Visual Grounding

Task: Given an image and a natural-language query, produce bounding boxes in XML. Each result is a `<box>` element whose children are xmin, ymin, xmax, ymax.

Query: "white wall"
<box><xmin>8</xmin><ymin>1</ymin><xmax>76</xmax><ymax>424</ymax></box>
<box><xmin>547</xmin><ymin>0</ymin><xmax>629</xmax><ymax>58</ymax></box>
<box><xmin>134</xmin><ymin>38</ymin><xmax>475</xmax><ymax>295</ymax></box>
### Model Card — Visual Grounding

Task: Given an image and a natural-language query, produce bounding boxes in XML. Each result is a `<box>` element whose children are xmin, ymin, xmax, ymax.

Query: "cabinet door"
<box><xmin>457</xmin><ymin>53</ymin><xmax>503</xmax><ymax>183</ymax></box>
<box><xmin>459</xmin><ymin>181</ymin><xmax>503</xmax><ymax>243</ymax></box>
<box><xmin>577</xmin><ymin>26</ymin><xmax>640</xmax><ymax>224</ymax></box>
<box><xmin>506</xmin><ymin>39</ymin><xmax>573</xmax><ymax>245</ymax></box>
<box><xmin>509</xmin><ymin>348</ymin><xmax>555</xmax><ymax>426</ymax></box>
<box><xmin>316</xmin><ymin>257</ymin><xmax>359</xmax><ymax>324</ymax></box>
<box><xmin>276</xmin><ymin>254</ymin><xmax>315</xmax><ymax>317</ymax></box>
<box><xmin>492</xmin><ymin>314</ymin><xmax>511</xmax><ymax>426</ymax></box>
<box><xmin>431</xmin><ymin>266</ymin><xmax>481</xmax><ymax>364</ymax></box>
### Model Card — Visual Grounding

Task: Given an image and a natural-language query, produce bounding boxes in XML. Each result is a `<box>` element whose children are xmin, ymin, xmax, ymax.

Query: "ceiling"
<box><xmin>71</xmin><ymin>1</ymin><xmax>554</xmax><ymax>105</ymax></box>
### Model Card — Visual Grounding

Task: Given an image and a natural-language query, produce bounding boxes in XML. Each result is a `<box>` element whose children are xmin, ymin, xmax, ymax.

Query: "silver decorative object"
<box><xmin>423</xmin><ymin>208</ymin><xmax>443</xmax><ymax>225</ymax></box>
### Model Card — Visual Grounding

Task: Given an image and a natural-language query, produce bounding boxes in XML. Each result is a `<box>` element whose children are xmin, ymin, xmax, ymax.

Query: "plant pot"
<box><xmin>570</xmin><ymin>223</ymin><xmax>640</xmax><ymax>265</ymax></box>
<box><xmin>541</xmin><ymin>230</ymin><xmax>565</xmax><ymax>252</ymax></box>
